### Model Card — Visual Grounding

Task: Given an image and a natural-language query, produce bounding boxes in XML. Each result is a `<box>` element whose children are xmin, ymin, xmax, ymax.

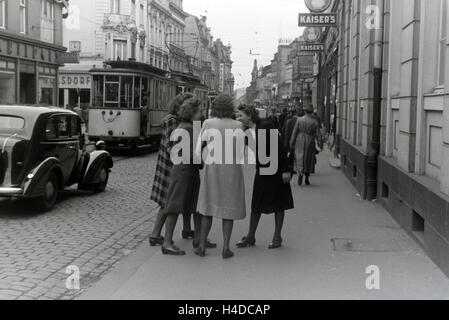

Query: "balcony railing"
<box><xmin>103</xmin><ymin>13</ymin><xmax>133</xmax><ymax>29</ymax></box>
<box><xmin>201</xmin><ymin>61</ymin><xmax>212</xmax><ymax>70</ymax></box>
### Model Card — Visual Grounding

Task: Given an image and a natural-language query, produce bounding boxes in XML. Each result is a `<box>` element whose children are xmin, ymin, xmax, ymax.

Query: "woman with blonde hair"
<box><xmin>195</xmin><ymin>95</ymin><xmax>247</xmax><ymax>259</ymax></box>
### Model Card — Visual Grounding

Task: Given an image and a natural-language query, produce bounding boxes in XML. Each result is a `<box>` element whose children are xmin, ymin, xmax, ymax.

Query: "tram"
<box><xmin>88</xmin><ymin>61</ymin><xmax>208</xmax><ymax>150</ymax></box>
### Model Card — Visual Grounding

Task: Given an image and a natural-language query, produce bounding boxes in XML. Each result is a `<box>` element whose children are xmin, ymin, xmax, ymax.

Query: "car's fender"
<box><xmin>82</xmin><ymin>151</ymin><xmax>113</xmax><ymax>184</ymax></box>
<box><xmin>23</xmin><ymin>157</ymin><xmax>63</xmax><ymax>198</ymax></box>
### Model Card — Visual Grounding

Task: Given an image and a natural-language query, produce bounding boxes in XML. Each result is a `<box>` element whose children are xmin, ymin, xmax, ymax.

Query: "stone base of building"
<box><xmin>340</xmin><ymin>139</ymin><xmax>369</xmax><ymax>198</ymax></box>
<box><xmin>340</xmin><ymin>138</ymin><xmax>449</xmax><ymax>277</ymax></box>
<box><xmin>377</xmin><ymin>156</ymin><xmax>449</xmax><ymax>278</ymax></box>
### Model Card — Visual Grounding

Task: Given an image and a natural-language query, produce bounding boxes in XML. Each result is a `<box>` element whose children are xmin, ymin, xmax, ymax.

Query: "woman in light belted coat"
<box><xmin>290</xmin><ymin>105</ymin><xmax>322</xmax><ymax>186</ymax></box>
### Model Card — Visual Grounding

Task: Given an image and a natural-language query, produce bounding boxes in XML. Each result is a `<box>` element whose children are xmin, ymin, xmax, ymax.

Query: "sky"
<box><xmin>183</xmin><ymin>0</ymin><xmax>308</xmax><ymax>90</ymax></box>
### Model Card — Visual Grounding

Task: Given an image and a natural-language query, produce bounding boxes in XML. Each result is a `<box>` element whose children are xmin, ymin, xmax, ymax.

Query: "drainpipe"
<box><xmin>366</xmin><ymin>0</ymin><xmax>384</xmax><ymax>200</ymax></box>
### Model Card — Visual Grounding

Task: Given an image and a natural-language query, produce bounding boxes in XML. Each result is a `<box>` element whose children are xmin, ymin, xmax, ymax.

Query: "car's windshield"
<box><xmin>0</xmin><ymin>116</ymin><xmax>25</xmax><ymax>130</ymax></box>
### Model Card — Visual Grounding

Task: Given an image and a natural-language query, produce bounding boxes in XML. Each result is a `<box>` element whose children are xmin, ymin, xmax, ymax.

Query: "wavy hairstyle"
<box><xmin>178</xmin><ymin>98</ymin><xmax>201</xmax><ymax>122</ymax></box>
<box><xmin>237</xmin><ymin>104</ymin><xmax>261</xmax><ymax>124</ymax></box>
<box><xmin>168</xmin><ymin>93</ymin><xmax>194</xmax><ymax>116</ymax></box>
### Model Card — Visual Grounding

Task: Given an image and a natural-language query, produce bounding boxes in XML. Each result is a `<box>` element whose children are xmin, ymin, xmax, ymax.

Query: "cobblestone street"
<box><xmin>0</xmin><ymin>153</ymin><xmax>159</xmax><ymax>300</ymax></box>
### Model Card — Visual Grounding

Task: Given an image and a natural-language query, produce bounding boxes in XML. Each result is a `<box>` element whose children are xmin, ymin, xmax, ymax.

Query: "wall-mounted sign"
<box><xmin>59</xmin><ymin>74</ymin><xmax>91</xmax><ymax>89</ymax></box>
<box><xmin>303</xmin><ymin>27</ymin><xmax>322</xmax><ymax>43</ymax></box>
<box><xmin>57</xmin><ymin>52</ymin><xmax>80</xmax><ymax>64</ymax></box>
<box><xmin>298</xmin><ymin>56</ymin><xmax>314</xmax><ymax>76</ymax></box>
<box><xmin>298</xmin><ymin>42</ymin><xmax>324</xmax><ymax>52</ymax></box>
<box><xmin>298</xmin><ymin>13</ymin><xmax>337</xmax><ymax>27</ymax></box>
<box><xmin>305</xmin><ymin>0</ymin><xmax>333</xmax><ymax>13</ymax></box>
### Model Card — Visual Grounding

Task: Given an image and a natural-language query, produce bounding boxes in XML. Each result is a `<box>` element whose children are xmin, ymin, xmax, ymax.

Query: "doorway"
<box><xmin>19</xmin><ymin>73</ymin><xmax>36</xmax><ymax>104</ymax></box>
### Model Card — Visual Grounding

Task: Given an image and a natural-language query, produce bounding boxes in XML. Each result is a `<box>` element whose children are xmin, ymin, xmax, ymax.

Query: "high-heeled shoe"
<box><xmin>193</xmin><ymin>240</ymin><xmax>217</xmax><ymax>249</ymax></box>
<box><xmin>298</xmin><ymin>174</ymin><xmax>303</xmax><ymax>186</ymax></box>
<box><xmin>149</xmin><ymin>236</ymin><xmax>164</xmax><ymax>247</ymax></box>
<box><xmin>161</xmin><ymin>245</ymin><xmax>186</xmax><ymax>256</ymax></box>
<box><xmin>222</xmin><ymin>249</ymin><xmax>234</xmax><ymax>259</ymax></box>
<box><xmin>268</xmin><ymin>238</ymin><xmax>283</xmax><ymax>250</ymax></box>
<box><xmin>194</xmin><ymin>247</ymin><xmax>206</xmax><ymax>257</ymax></box>
<box><xmin>305</xmin><ymin>176</ymin><xmax>310</xmax><ymax>186</ymax></box>
<box><xmin>182</xmin><ymin>230</ymin><xmax>195</xmax><ymax>239</ymax></box>
<box><xmin>236</xmin><ymin>237</ymin><xmax>256</xmax><ymax>248</ymax></box>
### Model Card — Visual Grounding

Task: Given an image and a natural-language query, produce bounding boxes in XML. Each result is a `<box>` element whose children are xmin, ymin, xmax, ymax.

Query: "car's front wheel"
<box><xmin>93</xmin><ymin>164</ymin><xmax>109</xmax><ymax>193</ymax></box>
<box><xmin>34</xmin><ymin>172</ymin><xmax>58</xmax><ymax>212</ymax></box>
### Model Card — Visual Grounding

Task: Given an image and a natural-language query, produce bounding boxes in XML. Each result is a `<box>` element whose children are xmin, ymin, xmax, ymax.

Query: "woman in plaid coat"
<box><xmin>149</xmin><ymin>93</ymin><xmax>194</xmax><ymax>246</ymax></box>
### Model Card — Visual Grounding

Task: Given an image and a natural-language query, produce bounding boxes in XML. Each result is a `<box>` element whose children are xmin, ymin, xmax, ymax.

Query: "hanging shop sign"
<box><xmin>303</xmin><ymin>27</ymin><xmax>322</xmax><ymax>43</ymax></box>
<box><xmin>298</xmin><ymin>56</ymin><xmax>314</xmax><ymax>76</ymax></box>
<box><xmin>298</xmin><ymin>13</ymin><xmax>337</xmax><ymax>27</ymax></box>
<box><xmin>304</xmin><ymin>0</ymin><xmax>333</xmax><ymax>13</ymax></box>
<box><xmin>298</xmin><ymin>42</ymin><xmax>324</xmax><ymax>52</ymax></box>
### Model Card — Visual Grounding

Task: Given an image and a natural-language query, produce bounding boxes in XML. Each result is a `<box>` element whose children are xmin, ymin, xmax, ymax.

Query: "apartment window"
<box><xmin>41</xmin><ymin>0</ymin><xmax>55</xmax><ymax>43</ymax></box>
<box><xmin>19</xmin><ymin>0</ymin><xmax>27</xmax><ymax>34</ymax></box>
<box><xmin>130</xmin><ymin>0</ymin><xmax>136</xmax><ymax>20</ymax></box>
<box><xmin>438</xmin><ymin>0</ymin><xmax>447</xmax><ymax>86</ymax></box>
<box><xmin>110</xmin><ymin>0</ymin><xmax>120</xmax><ymax>14</ymax></box>
<box><xmin>113</xmin><ymin>40</ymin><xmax>127</xmax><ymax>60</ymax></box>
<box><xmin>0</xmin><ymin>0</ymin><xmax>5</xmax><ymax>29</ymax></box>
<box><xmin>139</xmin><ymin>4</ymin><xmax>144</xmax><ymax>28</ymax></box>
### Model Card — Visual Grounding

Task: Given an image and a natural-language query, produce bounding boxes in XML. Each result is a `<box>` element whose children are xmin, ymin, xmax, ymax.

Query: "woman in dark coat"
<box><xmin>236</xmin><ymin>105</ymin><xmax>294</xmax><ymax>249</ymax></box>
<box><xmin>149</xmin><ymin>93</ymin><xmax>194</xmax><ymax>246</ymax></box>
<box><xmin>290</xmin><ymin>105</ymin><xmax>322</xmax><ymax>186</ymax></box>
<box><xmin>161</xmin><ymin>98</ymin><xmax>204</xmax><ymax>255</ymax></box>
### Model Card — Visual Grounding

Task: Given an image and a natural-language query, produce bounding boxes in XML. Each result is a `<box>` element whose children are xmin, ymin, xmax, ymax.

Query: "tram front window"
<box><xmin>120</xmin><ymin>76</ymin><xmax>133</xmax><ymax>108</ymax></box>
<box><xmin>105</xmin><ymin>76</ymin><xmax>119</xmax><ymax>108</ymax></box>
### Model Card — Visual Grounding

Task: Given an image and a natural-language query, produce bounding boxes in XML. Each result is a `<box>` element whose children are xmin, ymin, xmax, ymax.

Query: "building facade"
<box><xmin>0</xmin><ymin>0</ymin><xmax>69</xmax><ymax>106</ymax></box>
<box><xmin>60</xmin><ymin>0</ymin><xmax>192</xmax><ymax>109</ymax></box>
<box><xmin>329</xmin><ymin>0</ymin><xmax>449</xmax><ymax>276</ymax></box>
<box><xmin>60</xmin><ymin>0</ymin><xmax>149</xmax><ymax>108</ymax></box>
<box><xmin>184</xmin><ymin>14</ymin><xmax>234</xmax><ymax>98</ymax></box>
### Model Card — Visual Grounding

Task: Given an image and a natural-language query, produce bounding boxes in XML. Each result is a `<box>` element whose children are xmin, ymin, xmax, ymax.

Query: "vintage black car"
<box><xmin>0</xmin><ymin>106</ymin><xmax>113</xmax><ymax>212</ymax></box>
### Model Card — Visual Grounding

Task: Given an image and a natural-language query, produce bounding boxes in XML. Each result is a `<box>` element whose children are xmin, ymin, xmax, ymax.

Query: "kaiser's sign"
<box><xmin>298</xmin><ymin>13</ymin><xmax>337</xmax><ymax>27</ymax></box>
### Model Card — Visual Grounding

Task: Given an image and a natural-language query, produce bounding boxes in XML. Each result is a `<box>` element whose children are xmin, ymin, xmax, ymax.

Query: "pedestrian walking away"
<box><xmin>236</xmin><ymin>105</ymin><xmax>294</xmax><ymax>250</ymax></box>
<box><xmin>149</xmin><ymin>93</ymin><xmax>195</xmax><ymax>247</ymax></box>
<box><xmin>290</xmin><ymin>104</ymin><xmax>323</xmax><ymax>186</ymax></box>
<box><xmin>195</xmin><ymin>94</ymin><xmax>247</xmax><ymax>259</ymax></box>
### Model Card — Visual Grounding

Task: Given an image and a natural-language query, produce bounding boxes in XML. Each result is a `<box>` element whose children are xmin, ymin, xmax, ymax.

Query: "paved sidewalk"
<box><xmin>79</xmin><ymin>151</ymin><xmax>449</xmax><ymax>300</ymax></box>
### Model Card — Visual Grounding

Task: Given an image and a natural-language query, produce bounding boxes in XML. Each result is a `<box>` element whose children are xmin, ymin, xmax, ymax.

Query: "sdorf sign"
<box><xmin>59</xmin><ymin>74</ymin><xmax>91</xmax><ymax>89</ymax></box>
